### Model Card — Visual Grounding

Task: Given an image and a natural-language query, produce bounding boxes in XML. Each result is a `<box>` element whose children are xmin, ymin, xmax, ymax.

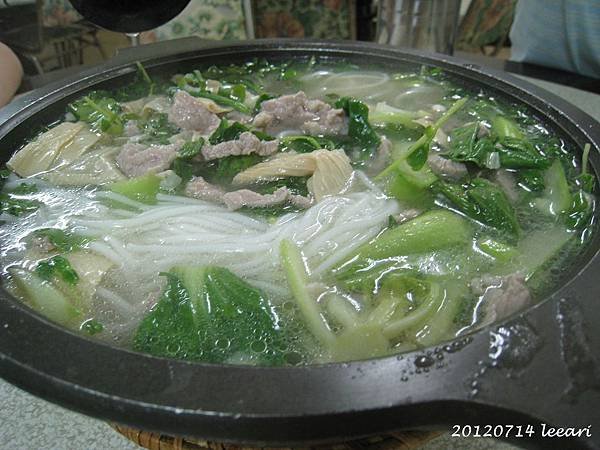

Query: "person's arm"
<box><xmin>0</xmin><ymin>42</ymin><xmax>23</xmax><ymax>107</ymax></box>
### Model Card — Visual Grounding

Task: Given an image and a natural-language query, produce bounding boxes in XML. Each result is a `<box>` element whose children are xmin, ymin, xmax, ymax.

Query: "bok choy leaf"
<box><xmin>134</xmin><ymin>266</ymin><xmax>286</xmax><ymax>364</ymax></box>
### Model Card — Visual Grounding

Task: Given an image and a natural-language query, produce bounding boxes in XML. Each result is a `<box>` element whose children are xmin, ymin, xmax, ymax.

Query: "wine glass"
<box><xmin>68</xmin><ymin>0</ymin><xmax>192</xmax><ymax>46</ymax></box>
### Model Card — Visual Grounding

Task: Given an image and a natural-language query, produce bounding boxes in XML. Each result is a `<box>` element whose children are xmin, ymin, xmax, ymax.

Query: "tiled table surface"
<box><xmin>1</xmin><ymin>76</ymin><xmax>598</xmax><ymax>450</ymax></box>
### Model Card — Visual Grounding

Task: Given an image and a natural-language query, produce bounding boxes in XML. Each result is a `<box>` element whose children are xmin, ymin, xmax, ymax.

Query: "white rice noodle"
<box><xmin>94</xmin><ymin>190</ymin><xmax>151</xmax><ymax>211</ymax></box>
<box><xmin>1</xmin><ymin>183</ymin><xmax>400</xmax><ymax>316</ymax></box>
<box><xmin>318</xmin><ymin>72</ymin><xmax>390</xmax><ymax>99</ymax></box>
<box><xmin>96</xmin><ymin>287</ymin><xmax>136</xmax><ymax>314</ymax></box>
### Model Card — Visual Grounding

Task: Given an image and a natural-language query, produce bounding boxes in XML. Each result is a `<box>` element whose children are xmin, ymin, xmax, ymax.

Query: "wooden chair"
<box><xmin>0</xmin><ymin>0</ymin><xmax>106</xmax><ymax>74</ymax></box>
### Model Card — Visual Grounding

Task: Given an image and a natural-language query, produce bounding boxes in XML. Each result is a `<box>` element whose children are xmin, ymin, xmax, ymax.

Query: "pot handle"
<box><xmin>436</xmin><ymin>280</ymin><xmax>600</xmax><ymax>449</ymax></box>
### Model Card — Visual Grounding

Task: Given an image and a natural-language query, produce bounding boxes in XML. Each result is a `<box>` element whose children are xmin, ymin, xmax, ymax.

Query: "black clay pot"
<box><xmin>1</xmin><ymin>39</ymin><xmax>599</xmax><ymax>450</ymax></box>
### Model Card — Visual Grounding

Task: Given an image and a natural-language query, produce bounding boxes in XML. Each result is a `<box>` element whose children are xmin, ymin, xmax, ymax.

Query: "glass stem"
<box><xmin>127</xmin><ymin>32</ymin><xmax>141</xmax><ymax>47</ymax></box>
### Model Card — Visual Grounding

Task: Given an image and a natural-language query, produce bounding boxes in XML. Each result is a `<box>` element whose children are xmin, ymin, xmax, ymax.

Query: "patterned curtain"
<box><xmin>41</xmin><ymin>0</ymin><xmax>354</xmax><ymax>42</ymax></box>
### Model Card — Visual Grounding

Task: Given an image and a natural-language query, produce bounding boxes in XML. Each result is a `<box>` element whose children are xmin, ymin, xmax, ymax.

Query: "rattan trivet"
<box><xmin>111</xmin><ymin>424</ymin><xmax>441</xmax><ymax>450</ymax></box>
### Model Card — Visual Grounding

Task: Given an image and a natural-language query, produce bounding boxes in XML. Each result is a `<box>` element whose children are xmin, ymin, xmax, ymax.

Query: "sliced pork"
<box><xmin>367</xmin><ymin>137</ymin><xmax>392</xmax><ymax>175</ymax></box>
<box><xmin>168</xmin><ymin>90</ymin><xmax>220</xmax><ymax>134</ymax></box>
<box><xmin>184</xmin><ymin>176</ymin><xmax>226</xmax><ymax>203</ymax></box>
<box><xmin>201</xmin><ymin>132</ymin><xmax>279</xmax><ymax>161</ymax></box>
<box><xmin>222</xmin><ymin>187</ymin><xmax>312</xmax><ymax>210</ymax></box>
<box><xmin>222</xmin><ymin>187</ymin><xmax>289</xmax><ymax>210</ymax></box>
<box><xmin>225</xmin><ymin>110</ymin><xmax>253</xmax><ymax>124</ymax></box>
<box><xmin>427</xmin><ymin>153</ymin><xmax>468</xmax><ymax>179</ymax></box>
<box><xmin>123</xmin><ymin>121</ymin><xmax>141</xmax><ymax>137</ymax></box>
<box><xmin>471</xmin><ymin>273</ymin><xmax>531</xmax><ymax>326</ymax></box>
<box><xmin>184</xmin><ymin>176</ymin><xmax>312</xmax><ymax>211</ymax></box>
<box><xmin>494</xmin><ymin>169</ymin><xmax>519</xmax><ymax>203</ymax></box>
<box><xmin>253</xmin><ymin>91</ymin><xmax>347</xmax><ymax>136</ymax></box>
<box><xmin>116</xmin><ymin>142</ymin><xmax>179</xmax><ymax>178</ymax></box>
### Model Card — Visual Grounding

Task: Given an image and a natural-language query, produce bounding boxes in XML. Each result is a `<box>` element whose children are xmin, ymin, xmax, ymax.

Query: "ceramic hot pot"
<box><xmin>1</xmin><ymin>39</ymin><xmax>599</xmax><ymax>449</ymax></box>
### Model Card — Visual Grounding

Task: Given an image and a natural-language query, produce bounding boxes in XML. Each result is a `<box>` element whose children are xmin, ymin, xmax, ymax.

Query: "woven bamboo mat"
<box><xmin>111</xmin><ymin>424</ymin><xmax>441</xmax><ymax>450</ymax></box>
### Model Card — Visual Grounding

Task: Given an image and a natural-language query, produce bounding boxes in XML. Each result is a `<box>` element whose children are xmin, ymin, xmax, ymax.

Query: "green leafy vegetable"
<box><xmin>476</xmin><ymin>238</ymin><xmax>518</xmax><ymax>262</ymax></box>
<box><xmin>171</xmin><ymin>158</ymin><xmax>194</xmax><ymax>182</ymax></box>
<box><xmin>135</xmin><ymin>62</ymin><xmax>154</xmax><ymax>93</ymax></box>
<box><xmin>183</xmin><ymin>87</ymin><xmax>251</xmax><ymax>115</ymax></box>
<box><xmin>334</xmin><ymin>210</ymin><xmax>472</xmax><ymax>281</ymax></box>
<box><xmin>134</xmin><ymin>266</ymin><xmax>285</xmax><ymax>364</ymax></box>
<box><xmin>381</xmin><ymin>281</ymin><xmax>444</xmax><ymax>340</ymax></box>
<box><xmin>9</xmin><ymin>267</ymin><xmax>80</xmax><ymax>325</ymax></box>
<box><xmin>201</xmin><ymin>58</ymin><xmax>313</xmax><ymax>93</ymax></box>
<box><xmin>110</xmin><ymin>173</ymin><xmax>161</xmax><ymax>205</ymax></box>
<box><xmin>406</xmin><ymin>126</ymin><xmax>436</xmax><ymax>170</ymax></box>
<box><xmin>35</xmin><ymin>255</ymin><xmax>79</xmax><ymax>285</ymax></box>
<box><xmin>181</xmin><ymin>69</ymin><xmax>210</xmax><ymax>85</ymax></box>
<box><xmin>565</xmin><ymin>190</ymin><xmax>593</xmax><ymax>230</ymax></box>
<box><xmin>377</xmin><ymin>97</ymin><xmax>468</xmax><ymax>177</ymax></box>
<box><xmin>0</xmin><ymin>168</ymin><xmax>11</xmax><ymax>188</ymax></box>
<box><xmin>110</xmin><ymin>62</ymin><xmax>165</xmax><ymax>102</ymax></box>
<box><xmin>218</xmin><ymin>83</ymin><xmax>246</xmax><ymax>102</ymax></box>
<box><xmin>68</xmin><ymin>94</ymin><xmax>124</xmax><ymax>135</ymax></box>
<box><xmin>170</xmin><ymin>136</ymin><xmax>205</xmax><ymax>182</ymax></box>
<box><xmin>0</xmin><ymin>182</ymin><xmax>40</xmax><ymax>217</ymax></box>
<box><xmin>491</xmin><ymin>116</ymin><xmax>523</xmax><ymax>139</ymax></box>
<box><xmin>208</xmin><ymin>119</ymin><xmax>273</xmax><ymax>145</ymax></box>
<box><xmin>517</xmin><ymin>169</ymin><xmax>546</xmax><ymax>191</ymax></box>
<box><xmin>214</xmin><ymin>154</ymin><xmax>263</xmax><ymax>183</ymax></box>
<box><xmin>178</xmin><ymin>138</ymin><xmax>205</xmax><ymax>159</ymax></box>
<box><xmin>406</xmin><ymin>97</ymin><xmax>468</xmax><ymax>170</ymax></box>
<box><xmin>176</xmin><ymin>58</ymin><xmax>319</xmax><ymax>115</ymax></box>
<box><xmin>238</xmin><ymin>203</ymin><xmax>303</xmax><ymax>221</ymax></box>
<box><xmin>335</xmin><ymin>97</ymin><xmax>380</xmax><ymax>161</ymax></box>
<box><xmin>445</xmin><ymin>116</ymin><xmax>549</xmax><ymax>170</ymax></box>
<box><xmin>0</xmin><ymin>193</ymin><xmax>39</xmax><ymax>217</ymax></box>
<box><xmin>446</xmin><ymin>122</ymin><xmax>496</xmax><ymax>167</ymax></box>
<box><xmin>534</xmin><ymin>148</ymin><xmax>594</xmax><ymax>231</ymax></box>
<box><xmin>369</xmin><ymin>106</ymin><xmax>423</xmax><ymax>129</ymax></box>
<box><xmin>490</xmin><ymin>117</ymin><xmax>549</xmax><ymax>169</ymax></box>
<box><xmin>279</xmin><ymin>135</ymin><xmax>336</xmax><ymax>153</ymax></box>
<box><xmin>201</xmin><ymin>61</ymin><xmax>266</xmax><ymax>93</ymax></box>
<box><xmin>138</xmin><ymin>112</ymin><xmax>179</xmax><ymax>145</ymax></box>
<box><xmin>190</xmin><ymin>141</ymin><xmax>264</xmax><ymax>184</ymax></box>
<box><xmin>32</xmin><ymin>228</ymin><xmax>90</xmax><ymax>252</ymax></box>
<box><xmin>209</xmin><ymin>119</ymin><xmax>249</xmax><ymax>144</ymax></box>
<box><xmin>534</xmin><ymin>160</ymin><xmax>572</xmax><ymax>216</ymax></box>
<box><xmin>280</xmin><ymin>240</ymin><xmax>334</xmax><ymax>347</ymax></box>
<box><xmin>253</xmin><ymin>93</ymin><xmax>274</xmax><ymax>114</ymax></box>
<box><xmin>80</xmin><ymin>318</ymin><xmax>104</xmax><ymax>335</ymax></box>
<box><xmin>577</xmin><ymin>143</ymin><xmax>595</xmax><ymax>193</ymax></box>
<box><xmin>281</xmin><ymin>236</ymin><xmax>459</xmax><ymax>361</ymax></box>
<box><xmin>414</xmin><ymin>281</ymin><xmax>464</xmax><ymax>346</ymax></box>
<box><xmin>434</xmin><ymin>178</ymin><xmax>520</xmax><ymax>235</ymax></box>
<box><xmin>252</xmin><ymin>176</ymin><xmax>310</xmax><ymax>197</ymax></box>
<box><xmin>495</xmin><ymin>137</ymin><xmax>550</xmax><ymax>169</ymax></box>
<box><xmin>10</xmin><ymin>183</ymin><xmax>38</xmax><ymax>195</ymax></box>
<box><xmin>386</xmin><ymin>157</ymin><xmax>437</xmax><ymax>207</ymax></box>
<box><xmin>578</xmin><ymin>173</ymin><xmax>595</xmax><ymax>193</ymax></box>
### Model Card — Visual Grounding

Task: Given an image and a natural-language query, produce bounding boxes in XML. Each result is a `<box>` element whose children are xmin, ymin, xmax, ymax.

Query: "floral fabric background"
<box><xmin>40</xmin><ymin>0</ymin><xmax>247</xmax><ymax>41</ymax></box>
<box><xmin>43</xmin><ymin>0</ymin><xmax>80</xmax><ymax>26</ymax></box>
<box><xmin>253</xmin><ymin>0</ymin><xmax>355</xmax><ymax>39</ymax></box>
<box><xmin>143</xmin><ymin>0</ymin><xmax>247</xmax><ymax>43</ymax></box>
<box><xmin>40</xmin><ymin>0</ymin><xmax>355</xmax><ymax>42</ymax></box>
